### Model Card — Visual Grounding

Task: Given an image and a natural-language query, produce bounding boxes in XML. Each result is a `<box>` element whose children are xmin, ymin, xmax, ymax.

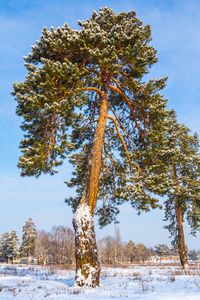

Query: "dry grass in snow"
<box><xmin>0</xmin><ymin>263</ymin><xmax>200</xmax><ymax>299</ymax></box>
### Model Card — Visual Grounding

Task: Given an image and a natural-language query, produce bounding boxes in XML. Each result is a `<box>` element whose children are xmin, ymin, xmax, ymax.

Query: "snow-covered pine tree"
<box><xmin>137</xmin><ymin>109</ymin><xmax>200</xmax><ymax>269</ymax></box>
<box><xmin>188</xmin><ymin>249</ymin><xmax>198</xmax><ymax>261</ymax></box>
<box><xmin>20</xmin><ymin>218</ymin><xmax>37</xmax><ymax>265</ymax></box>
<box><xmin>163</xmin><ymin>111</ymin><xmax>200</xmax><ymax>269</ymax></box>
<box><xmin>12</xmin><ymin>7</ymin><xmax>168</xmax><ymax>286</ymax></box>
<box><xmin>7</xmin><ymin>230</ymin><xmax>19</xmax><ymax>263</ymax></box>
<box><xmin>0</xmin><ymin>232</ymin><xmax>10</xmax><ymax>263</ymax></box>
<box><xmin>155</xmin><ymin>244</ymin><xmax>171</xmax><ymax>262</ymax></box>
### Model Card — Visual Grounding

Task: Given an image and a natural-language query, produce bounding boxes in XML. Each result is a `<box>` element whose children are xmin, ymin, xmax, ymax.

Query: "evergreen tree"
<box><xmin>163</xmin><ymin>112</ymin><xmax>200</xmax><ymax>269</ymax></box>
<box><xmin>0</xmin><ymin>232</ymin><xmax>10</xmax><ymax>263</ymax></box>
<box><xmin>137</xmin><ymin>110</ymin><xmax>200</xmax><ymax>269</ymax></box>
<box><xmin>20</xmin><ymin>218</ymin><xmax>37</xmax><ymax>265</ymax></box>
<box><xmin>188</xmin><ymin>249</ymin><xmax>198</xmax><ymax>261</ymax></box>
<box><xmin>7</xmin><ymin>230</ymin><xmax>19</xmax><ymax>263</ymax></box>
<box><xmin>155</xmin><ymin>244</ymin><xmax>170</xmax><ymax>262</ymax></box>
<box><xmin>12</xmin><ymin>7</ymin><xmax>168</xmax><ymax>286</ymax></box>
<box><xmin>136</xmin><ymin>243</ymin><xmax>149</xmax><ymax>262</ymax></box>
<box><xmin>125</xmin><ymin>240</ymin><xmax>136</xmax><ymax>263</ymax></box>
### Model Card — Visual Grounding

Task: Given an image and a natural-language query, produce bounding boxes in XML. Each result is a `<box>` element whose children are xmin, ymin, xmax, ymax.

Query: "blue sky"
<box><xmin>1</xmin><ymin>0</ymin><xmax>200</xmax><ymax>249</ymax></box>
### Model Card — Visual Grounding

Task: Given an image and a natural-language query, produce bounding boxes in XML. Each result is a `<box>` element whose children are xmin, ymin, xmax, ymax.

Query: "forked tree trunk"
<box><xmin>175</xmin><ymin>204</ymin><xmax>189</xmax><ymax>269</ymax></box>
<box><xmin>73</xmin><ymin>80</ymin><xmax>109</xmax><ymax>287</ymax></box>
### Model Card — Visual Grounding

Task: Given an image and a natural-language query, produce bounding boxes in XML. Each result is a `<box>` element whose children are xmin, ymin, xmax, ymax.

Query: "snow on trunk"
<box><xmin>73</xmin><ymin>203</ymin><xmax>100</xmax><ymax>287</ymax></box>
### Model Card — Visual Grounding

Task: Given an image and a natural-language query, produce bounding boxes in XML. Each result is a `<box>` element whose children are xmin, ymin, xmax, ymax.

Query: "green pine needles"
<box><xmin>12</xmin><ymin>7</ymin><xmax>200</xmax><ymax>275</ymax></box>
<box><xmin>12</xmin><ymin>7</ymin><xmax>168</xmax><ymax>224</ymax></box>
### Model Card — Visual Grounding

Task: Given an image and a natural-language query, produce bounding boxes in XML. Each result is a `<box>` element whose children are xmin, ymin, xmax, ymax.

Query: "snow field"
<box><xmin>0</xmin><ymin>263</ymin><xmax>200</xmax><ymax>299</ymax></box>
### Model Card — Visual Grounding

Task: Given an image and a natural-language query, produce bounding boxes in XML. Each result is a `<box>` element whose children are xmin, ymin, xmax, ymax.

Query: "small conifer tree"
<box><xmin>0</xmin><ymin>232</ymin><xmax>10</xmax><ymax>263</ymax></box>
<box><xmin>20</xmin><ymin>218</ymin><xmax>37</xmax><ymax>265</ymax></box>
<box><xmin>7</xmin><ymin>230</ymin><xmax>19</xmax><ymax>263</ymax></box>
<box><xmin>125</xmin><ymin>240</ymin><xmax>136</xmax><ymax>263</ymax></box>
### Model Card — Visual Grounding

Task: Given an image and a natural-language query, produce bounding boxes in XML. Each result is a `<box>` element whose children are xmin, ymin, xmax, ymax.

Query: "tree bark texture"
<box><xmin>73</xmin><ymin>82</ymin><xmax>108</xmax><ymax>287</ymax></box>
<box><xmin>175</xmin><ymin>204</ymin><xmax>189</xmax><ymax>269</ymax></box>
<box><xmin>73</xmin><ymin>203</ymin><xmax>100</xmax><ymax>287</ymax></box>
<box><xmin>173</xmin><ymin>165</ymin><xmax>189</xmax><ymax>269</ymax></box>
<box><xmin>26</xmin><ymin>250</ymin><xmax>29</xmax><ymax>266</ymax></box>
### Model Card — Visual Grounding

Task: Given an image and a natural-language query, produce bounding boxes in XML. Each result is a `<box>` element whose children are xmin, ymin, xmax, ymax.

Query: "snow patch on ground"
<box><xmin>0</xmin><ymin>263</ymin><xmax>200</xmax><ymax>299</ymax></box>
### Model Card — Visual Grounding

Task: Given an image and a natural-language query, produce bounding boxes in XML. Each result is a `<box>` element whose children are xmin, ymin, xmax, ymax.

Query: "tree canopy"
<box><xmin>12</xmin><ymin>7</ymin><xmax>172</xmax><ymax>286</ymax></box>
<box><xmin>12</xmin><ymin>7</ymin><xmax>168</xmax><ymax>226</ymax></box>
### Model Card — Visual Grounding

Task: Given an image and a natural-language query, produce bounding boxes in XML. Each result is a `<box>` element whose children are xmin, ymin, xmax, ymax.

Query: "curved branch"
<box><xmin>83</xmin><ymin>87</ymin><xmax>103</xmax><ymax>97</ymax></box>
<box><xmin>107</xmin><ymin>115</ymin><xmax>142</xmax><ymax>175</ymax></box>
<box><xmin>111</xmin><ymin>76</ymin><xmax>144</xmax><ymax>113</ymax></box>
<box><xmin>107</xmin><ymin>102</ymin><xmax>138</xmax><ymax>150</ymax></box>
<box><xmin>109</xmin><ymin>85</ymin><xmax>145</xmax><ymax>144</ymax></box>
<box><xmin>119</xmin><ymin>71</ymin><xmax>144</xmax><ymax>92</ymax></box>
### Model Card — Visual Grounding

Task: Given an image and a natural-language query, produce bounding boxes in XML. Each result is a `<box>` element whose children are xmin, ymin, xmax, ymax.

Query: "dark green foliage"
<box><xmin>12</xmin><ymin>7</ymin><xmax>169</xmax><ymax>226</ymax></box>
<box><xmin>20</xmin><ymin>218</ymin><xmax>37</xmax><ymax>257</ymax></box>
<box><xmin>137</xmin><ymin>108</ymin><xmax>200</xmax><ymax>245</ymax></box>
<box><xmin>0</xmin><ymin>231</ymin><xmax>19</xmax><ymax>263</ymax></box>
<box><xmin>188</xmin><ymin>249</ymin><xmax>198</xmax><ymax>261</ymax></box>
<box><xmin>155</xmin><ymin>244</ymin><xmax>171</xmax><ymax>258</ymax></box>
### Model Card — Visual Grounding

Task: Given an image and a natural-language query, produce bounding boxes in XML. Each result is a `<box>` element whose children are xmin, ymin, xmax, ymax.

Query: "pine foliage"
<box><xmin>0</xmin><ymin>231</ymin><xmax>19</xmax><ymax>262</ymax></box>
<box><xmin>20</xmin><ymin>218</ymin><xmax>37</xmax><ymax>258</ymax></box>
<box><xmin>136</xmin><ymin>109</ymin><xmax>200</xmax><ymax>245</ymax></box>
<box><xmin>12</xmin><ymin>7</ymin><xmax>169</xmax><ymax>226</ymax></box>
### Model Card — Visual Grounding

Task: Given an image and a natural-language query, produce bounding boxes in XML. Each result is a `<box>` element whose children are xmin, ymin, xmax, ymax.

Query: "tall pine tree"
<box><xmin>12</xmin><ymin>8</ymin><xmax>168</xmax><ymax>286</ymax></box>
<box><xmin>163</xmin><ymin>111</ymin><xmax>200</xmax><ymax>269</ymax></box>
<box><xmin>137</xmin><ymin>110</ymin><xmax>200</xmax><ymax>268</ymax></box>
<box><xmin>20</xmin><ymin>218</ymin><xmax>37</xmax><ymax>265</ymax></box>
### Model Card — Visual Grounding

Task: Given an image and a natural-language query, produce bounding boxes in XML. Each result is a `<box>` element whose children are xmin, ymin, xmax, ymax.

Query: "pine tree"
<box><xmin>188</xmin><ymin>249</ymin><xmax>198</xmax><ymax>261</ymax></box>
<box><xmin>155</xmin><ymin>244</ymin><xmax>170</xmax><ymax>262</ymax></box>
<box><xmin>12</xmin><ymin>7</ymin><xmax>168</xmax><ymax>286</ymax></box>
<box><xmin>0</xmin><ymin>232</ymin><xmax>10</xmax><ymax>263</ymax></box>
<box><xmin>137</xmin><ymin>110</ymin><xmax>200</xmax><ymax>269</ymax></box>
<box><xmin>7</xmin><ymin>230</ymin><xmax>19</xmax><ymax>263</ymax></box>
<box><xmin>136</xmin><ymin>243</ymin><xmax>149</xmax><ymax>262</ymax></box>
<box><xmin>163</xmin><ymin>112</ymin><xmax>200</xmax><ymax>269</ymax></box>
<box><xmin>20</xmin><ymin>218</ymin><xmax>37</xmax><ymax>265</ymax></box>
<box><xmin>125</xmin><ymin>240</ymin><xmax>136</xmax><ymax>263</ymax></box>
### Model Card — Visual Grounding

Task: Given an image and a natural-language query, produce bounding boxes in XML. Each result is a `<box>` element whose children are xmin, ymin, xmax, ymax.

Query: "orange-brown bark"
<box><xmin>73</xmin><ymin>81</ymin><xmax>109</xmax><ymax>287</ymax></box>
<box><xmin>173</xmin><ymin>165</ymin><xmax>189</xmax><ymax>269</ymax></box>
<box><xmin>84</xmin><ymin>83</ymin><xmax>109</xmax><ymax>214</ymax></box>
<box><xmin>109</xmin><ymin>85</ymin><xmax>145</xmax><ymax>144</ymax></box>
<box><xmin>175</xmin><ymin>204</ymin><xmax>189</xmax><ymax>269</ymax></box>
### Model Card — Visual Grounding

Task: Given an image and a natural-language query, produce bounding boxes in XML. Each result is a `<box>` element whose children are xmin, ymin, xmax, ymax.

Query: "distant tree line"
<box><xmin>0</xmin><ymin>219</ymin><xmax>75</xmax><ymax>266</ymax></box>
<box><xmin>0</xmin><ymin>218</ymin><xmax>37</xmax><ymax>265</ymax></box>
<box><xmin>36</xmin><ymin>226</ymin><xmax>75</xmax><ymax>265</ymax></box>
<box><xmin>0</xmin><ymin>222</ymin><xmax>199</xmax><ymax>265</ymax></box>
<box><xmin>97</xmin><ymin>228</ymin><xmax>200</xmax><ymax>264</ymax></box>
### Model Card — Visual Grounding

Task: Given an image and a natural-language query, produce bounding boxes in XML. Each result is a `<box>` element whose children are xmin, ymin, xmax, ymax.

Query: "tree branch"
<box><xmin>109</xmin><ymin>85</ymin><xmax>145</xmax><ymax>144</ymax></box>
<box><xmin>119</xmin><ymin>71</ymin><xmax>144</xmax><ymax>92</ymax></box>
<box><xmin>107</xmin><ymin>102</ymin><xmax>138</xmax><ymax>150</ymax></box>
<box><xmin>107</xmin><ymin>115</ymin><xmax>142</xmax><ymax>175</ymax></box>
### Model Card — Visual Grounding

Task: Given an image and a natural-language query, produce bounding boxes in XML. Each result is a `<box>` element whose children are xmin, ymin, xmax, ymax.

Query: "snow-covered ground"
<box><xmin>0</xmin><ymin>263</ymin><xmax>200</xmax><ymax>299</ymax></box>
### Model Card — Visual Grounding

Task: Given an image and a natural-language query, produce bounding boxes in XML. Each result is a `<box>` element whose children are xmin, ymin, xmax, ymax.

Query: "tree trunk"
<box><xmin>175</xmin><ymin>204</ymin><xmax>189</xmax><ymax>269</ymax></box>
<box><xmin>27</xmin><ymin>250</ymin><xmax>29</xmax><ymax>266</ymax></box>
<box><xmin>73</xmin><ymin>81</ymin><xmax>109</xmax><ymax>287</ymax></box>
<box><xmin>173</xmin><ymin>165</ymin><xmax>189</xmax><ymax>269</ymax></box>
<box><xmin>73</xmin><ymin>203</ymin><xmax>100</xmax><ymax>287</ymax></box>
